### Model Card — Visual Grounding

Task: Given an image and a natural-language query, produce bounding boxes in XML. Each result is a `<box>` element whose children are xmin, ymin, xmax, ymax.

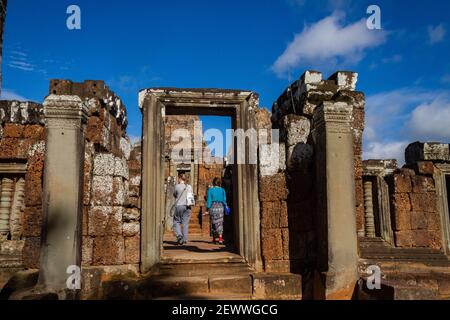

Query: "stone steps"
<box><xmin>157</xmin><ymin>259</ymin><xmax>252</xmax><ymax>277</ymax></box>
<box><xmin>357</xmin><ymin>270</ymin><xmax>450</xmax><ymax>300</ymax></box>
<box><xmin>137</xmin><ymin>274</ymin><xmax>254</xmax><ymax>299</ymax></box>
<box><xmin>97</xmin><ymin>266</ymin><xmax>302</xmax><ymax>300</ymax></box>
<box><xmin>154</xmin><ymin>293</ymin><xmax>252</xmax><ymax>300</ymax></box>
<box><xmin>100</xmin><ymin>273</ymin><xmax>255</xmax><ymax>300</ymax></box>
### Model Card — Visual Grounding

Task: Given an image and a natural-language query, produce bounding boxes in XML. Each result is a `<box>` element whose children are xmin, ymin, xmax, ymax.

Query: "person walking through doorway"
<box><xmin>205</xmin><ymin>177</ymin><xmax>228</xmax><ymax>245</ymax></box>
<box><xmin>173</xmin><ymin>173</ymin><xmax>193</xmax><ymax>245</ymax></box>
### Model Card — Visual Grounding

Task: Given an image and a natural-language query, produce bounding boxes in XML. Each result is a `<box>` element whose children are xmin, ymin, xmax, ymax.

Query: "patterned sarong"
<box><xmin>210</xmin><ymin>202</ymin><xmax>224</xmax><ymax>237</ymax></box>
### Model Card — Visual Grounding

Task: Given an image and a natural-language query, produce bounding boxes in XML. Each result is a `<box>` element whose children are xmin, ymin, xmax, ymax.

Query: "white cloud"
<box><xmin>6</xmin><ymin>49</ymin><xmax>35</xmax><ymax>71</ymax></box>
<box><xmin>364</xmin><ymin>88</ymin><xmax>436</xmax><ymax>142</ymax></box>
<box><xmin>408</xmin><ymin>96</ymin><xmax>450</xmax><ymax>141</ymax></box>
<box><xmin>0</xmin><ymin>89</ymin><xmax>27</xmax><ymax>101</ymax></box>
<box><xmin>272</xmin><ymin>11</ymin><xmax>386</xmax><ymax>76</ymax></box>
<box><xmin>428</xmin><ymin>24</ymin><xmax>446</xmax><ymax>44</ymax></box>
<box><xmin>363</xmin><ymin>88</ymin><xmax>450</xmax><ymax>164</ymax></box>
<box><xmin>364</xmin><ymin>141</ymin><xmax>408</xmax><ymax>163</ymax></box>
<box><xmin>7</xmin><ymin>60</ymin><xmax>35</xmax><ymax>71</ymax></box>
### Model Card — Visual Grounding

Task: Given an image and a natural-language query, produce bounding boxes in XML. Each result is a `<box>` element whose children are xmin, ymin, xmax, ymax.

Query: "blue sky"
<box><xmin>2</xmin><ymin>0</ymin><xmax>450</xmax><ymax>161</ymax></box>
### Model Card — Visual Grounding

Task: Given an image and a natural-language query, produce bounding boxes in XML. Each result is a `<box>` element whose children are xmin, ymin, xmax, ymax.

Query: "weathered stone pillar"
<box><xmin>38</xmin><ymin>95</ymin><xmax>88</xmax><ymax>296</ymax></box>
<box><xmin>363</xmin><ymin>180</ymin><xmax>376</xmax><ymax>238</ymax></box>
<box><xmin>312</xmin><ymin>101</ymin><xmax>358</xmax><ymax>299</ymax></box>
<box><xmin>0</xmin><ymin>177</ymin><xmax>13</xmax><ymax>239</ymax></box>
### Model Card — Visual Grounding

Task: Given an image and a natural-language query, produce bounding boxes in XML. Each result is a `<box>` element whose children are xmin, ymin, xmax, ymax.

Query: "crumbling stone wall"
<box><xmin>385</xmin><ymin>142</ymin><xmax>450</xmax><ymax>249</ymax></box>
<box><xmin>0</xmin><ymin>81</ymin><xmax>142</xmax><ymax>275</ymax></box>
<box><xmin>49</xmin><ymin>80</ymin><xmax>141</xmax><ymax>268</ymax></box>
<box><xmin>360</xmin><ymin>143</ymin><xmax>450</xmax><ymax>300</ymax></box>
<box><xmin>361</xmin><ymin>143</ymin><xmax>449</xmax><ymax>250</ymax></box>
<box><xmin>258</xmin><ymin>71</ymin><xmax>365</xmax><ymax>275</ymax></box>
<box><xmin>0</xmin><ymin>100</ymin><xmax>45</xmax><ymax>270</ymax></box>
<box><xmin>388</xmin><ymin>166</ymin><xmax>441</xmax><ymax>248</ymax></box>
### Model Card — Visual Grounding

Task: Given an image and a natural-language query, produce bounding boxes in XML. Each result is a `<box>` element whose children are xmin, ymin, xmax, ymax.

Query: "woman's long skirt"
<box><xmin>210</xmin><ymin>202</ymin><xmax>224</xmax><ymax>237</ymax></box>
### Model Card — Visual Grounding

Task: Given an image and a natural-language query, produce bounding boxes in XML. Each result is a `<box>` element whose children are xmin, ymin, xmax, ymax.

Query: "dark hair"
<box><xmin>213</xmin><ymin>177</ymin><xmax>221</xmax><ymax>187</ymax></box>
<box><xmin>178</xmin><ymin>173</ymin><xmax>186</xmax><ymax>181</ymax></box>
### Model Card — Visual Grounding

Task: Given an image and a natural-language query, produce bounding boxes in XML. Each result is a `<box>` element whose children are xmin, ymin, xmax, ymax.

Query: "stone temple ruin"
<box><xmin>1</xmin><ymin>3</ymin><xmax>450</xmax><ymax>300</ymax></box>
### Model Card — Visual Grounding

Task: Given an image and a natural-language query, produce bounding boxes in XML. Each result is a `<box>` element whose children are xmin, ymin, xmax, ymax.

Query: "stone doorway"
<box><xmin>139</xmin><ymin>88</ymin><xmax>262</xmax><ymax>273</ymax></box>
<box><xmin>161</xmin><ymin>114</ymin><xmax>238</xmax><ymax>261</ymax></box>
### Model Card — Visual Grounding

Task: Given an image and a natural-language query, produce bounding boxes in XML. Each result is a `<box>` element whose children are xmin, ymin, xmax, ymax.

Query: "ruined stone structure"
<box><xmin>0</xmin><ymin>100</ymin><xmax>45</xmax><ymax>288</ymax></box>
<box><xmin>1</xmin><ymin>1</ymin><xmax>449</xmax><ymax>301</ymax></box>
<box><xmin>1</xmin><ymin>64</ymin><xmax>450</xmax><ymax>299</ymax></box>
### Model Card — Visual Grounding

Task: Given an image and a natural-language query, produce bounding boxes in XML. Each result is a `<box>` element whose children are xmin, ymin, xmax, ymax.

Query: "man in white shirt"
<box><xmin>173</xmin><ymin>173</ymin><xmax>193</xmax><ymax>245</ymax></box>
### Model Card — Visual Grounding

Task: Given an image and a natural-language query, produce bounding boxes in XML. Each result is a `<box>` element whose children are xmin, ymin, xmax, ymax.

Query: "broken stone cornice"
<box><xmin>363</xmin><ymin>159</ymin><xmax>398</xmax><ymax>176</ymax></box>
<box><xmin>49</xmin><ymin>79</ymin><xmax>128</xmax><ymax>129</ymax></box>
<box><xmin>272</xmin><ymin>70</ymin><xmax>361</xmax><ymax>122</ymax></box>
<box><xmin>329</xmin><ymin>71</ymin><xmax>359</xmax><ymax>91</ymax></box>
<box><xmin>139</xmin><ymin>87</ymin><xmax>257</xmax><ymax>110</ymax></box>
<box><xmin>405</xmin><ymin>141</ymin><xmax>450</xmax><ymax>164</ymax></box>
<box><xmin>0</xmin><ymin>100</ymin><xmax>45</xmax><ymax>125</ymax></box>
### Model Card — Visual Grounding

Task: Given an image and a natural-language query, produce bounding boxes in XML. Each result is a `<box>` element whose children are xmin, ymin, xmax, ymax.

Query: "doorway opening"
<box><xmin>162</xmin><ymin>115</ymin><xmax>239</xmax><ymax>261</ymax></box>
<box><xmin>140</xmin><ymin>88</ymin><xmax>262</xmax><ymax>273</ymax></box>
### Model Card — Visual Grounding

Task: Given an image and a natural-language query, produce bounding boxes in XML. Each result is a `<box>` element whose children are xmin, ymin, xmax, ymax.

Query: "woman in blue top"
<box><xmin>206</xmin><ymin>177</ymin><xmax>228</xmax><ymax>245</ymax></box>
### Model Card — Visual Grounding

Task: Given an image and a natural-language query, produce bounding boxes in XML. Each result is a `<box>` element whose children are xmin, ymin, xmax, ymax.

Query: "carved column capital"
<box><xmin>313</xmin><ymin>101</ymin><xmax>353</xmax><ymax>134</ymax></box>
<box><xmin>43</xmin><ymin>95</ymin><xmax>88</xmax><ymax>127</ymax></box>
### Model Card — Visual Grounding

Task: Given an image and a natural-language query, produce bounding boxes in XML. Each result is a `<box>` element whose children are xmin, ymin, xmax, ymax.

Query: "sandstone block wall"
<box><xmin>389</xmin><ymin>164</ymin><xmax>442</xmax><ymax>249</ymax></box>
<box><xmin>48</xmin><ymin>80</ymin><xmax>143</xmax><ymax>268</ymax></box>
<box><xmin>362</xmin><ymin>142</ymin><xmax>450</xmax><ymax>252</ymax></box>
<box><xmin>0</xmin><ymin>81</ymin><xmax>142</xmax><ymax>274</ymax></box>
<box><xmin>0</xmin><ymin>101</ymin><xmax>45</xmax><ymax>269</ymax></box>
<box><xmin>258</xmin><ymin>71</ymin><xmax>365</xmax><ymax>275</ymax></box>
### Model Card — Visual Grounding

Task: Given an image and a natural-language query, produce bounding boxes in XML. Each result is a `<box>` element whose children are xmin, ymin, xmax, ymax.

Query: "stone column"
<box><xmin>0</xmin><ymin>177</ymin><xmax>13</xmax><ymax>240</ymax></box>
<box><xmin>363</xmin><ymin>180</ymin><xmax>376</xmax><ymax>238</ymax></box>
<box><xmin>312</xmin><ymin>101</ymin><xmax>358</xmax><ymax>299</ymax></box>
<box><xmin>38</xmin><ymin>95</ymin><xmax>88</xmax><ymax>296</ymax></box>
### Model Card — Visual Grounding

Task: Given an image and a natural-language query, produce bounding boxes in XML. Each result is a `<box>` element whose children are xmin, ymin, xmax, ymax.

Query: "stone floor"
<box><xmin>162</xmin><ymin>234</ymin><xmax>240</xmax><ymax>261</ymax></box>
